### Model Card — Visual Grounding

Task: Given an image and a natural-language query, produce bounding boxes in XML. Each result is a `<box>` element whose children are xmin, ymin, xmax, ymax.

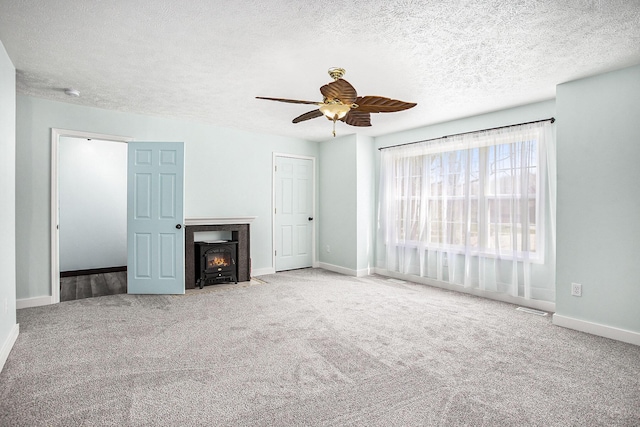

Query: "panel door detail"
<box><xmin>128</xmin><ymin>142</ymin><xmax>185</xmax><ymax>294</ymax></box>
<box><xmin>275</xmin><ymin>156</ymin><xmax>313</xmax><ymax>271</ymax></box>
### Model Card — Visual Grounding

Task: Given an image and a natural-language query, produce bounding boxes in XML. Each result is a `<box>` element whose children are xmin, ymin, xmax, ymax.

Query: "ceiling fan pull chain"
<box><xmin>332</xmin><ymin>118</ymin><xmax>337</xmax><ymax>137</ymax></box>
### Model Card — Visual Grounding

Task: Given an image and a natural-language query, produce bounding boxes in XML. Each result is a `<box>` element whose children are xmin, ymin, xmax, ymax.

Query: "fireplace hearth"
<box><xmin>195</xmin><ymin>241</ymin><xmax>238</xmax><ymax>288</ymax></box>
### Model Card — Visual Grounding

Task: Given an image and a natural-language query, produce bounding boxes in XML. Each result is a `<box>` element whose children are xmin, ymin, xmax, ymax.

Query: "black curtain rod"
<box><xmin>378</xmin><ymin>117</ymin><xmax>555</xmax><ymax>151</ymax></box>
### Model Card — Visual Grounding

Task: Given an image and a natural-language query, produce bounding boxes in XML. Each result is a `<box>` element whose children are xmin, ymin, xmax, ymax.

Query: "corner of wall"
<box><xmin>0</xmin><ymin>38</ymin><xmax>18</xmax><ymax>372</ymax></box>
<box><xmin>555</xmin><ymin>64</ymin><xmax>640</xmax><ymax>339</ymax></box>
<box><xmin>318</xmin><ymin>134</ymin><xmax>358</xmax><ymax>270</ymax></box>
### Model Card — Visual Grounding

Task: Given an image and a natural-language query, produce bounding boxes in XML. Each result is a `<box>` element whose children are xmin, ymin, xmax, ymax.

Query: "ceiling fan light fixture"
<box><xmin>319</xmin><ymin>102</ymin><xmax>351</xmax><ymax>120</ymax></box>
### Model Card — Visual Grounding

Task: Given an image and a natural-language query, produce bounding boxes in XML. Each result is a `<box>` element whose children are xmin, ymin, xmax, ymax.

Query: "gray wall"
<box><xmin>356</xmin><ymin>135</ymin><xmax>375</xmax><ymax>273</ymax></box>
<box><xmin>0</xmin><ymin>40</ymin><xmax>17</xmax><ymax>369</ymax></box>
<box><xmin>318</xmin><ymin>134</ymin><xmax>358</xmax><ymax>270</ymax></box>
<box><xmin>556</xmin><ymin>64</ymin><xmax>640</xmax><ymax>334</ymax></box>
<box><xmin>15</xmin><ymin>95</ymin><xmax>319</xmax><ymax>300</ymax></box>
<box><xmin>59</xmin><ymin>137</ymin><xmax>127</xmax><ymax>271</ymax></box>
<box><xmin>318</xmin><ymin>134</ymin><xmax>376</xmax><ymax>275</ymax></box>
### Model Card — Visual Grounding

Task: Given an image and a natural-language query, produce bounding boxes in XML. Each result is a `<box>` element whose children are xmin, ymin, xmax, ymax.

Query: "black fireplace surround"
<box><xmin>185</xmin><ymin>223</ymin><xmax>250</xmax><ymax>289</ymax></box>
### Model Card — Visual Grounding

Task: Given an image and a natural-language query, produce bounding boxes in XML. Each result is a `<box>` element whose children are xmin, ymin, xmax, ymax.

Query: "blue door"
<box><xmin>127</xmin><ymin>142</ymin><xmax>185</xmax><ymax>294</ymax></box>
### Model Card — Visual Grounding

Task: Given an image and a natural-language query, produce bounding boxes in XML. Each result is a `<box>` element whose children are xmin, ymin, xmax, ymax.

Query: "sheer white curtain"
<box><xmin>378</xmin><ymin>122</ymin><xmax>555</xmax><ymax>302</ymax></box>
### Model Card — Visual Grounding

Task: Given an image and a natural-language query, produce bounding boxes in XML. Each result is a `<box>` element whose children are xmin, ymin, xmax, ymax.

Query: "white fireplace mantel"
<box><xmin>184</xmin><ymin>216</ymin><xmax>256</xmax><ymax>226</ymax></box>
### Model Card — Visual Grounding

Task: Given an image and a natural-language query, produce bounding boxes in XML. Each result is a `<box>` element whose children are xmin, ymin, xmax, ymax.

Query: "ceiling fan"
<box><xmin>256</xmin><ymin>67</ymin><xmax>417</xmax><ymax>137</ymax></box>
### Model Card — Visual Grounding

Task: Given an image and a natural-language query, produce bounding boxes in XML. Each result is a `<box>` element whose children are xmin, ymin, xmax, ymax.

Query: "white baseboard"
<box><xmin>553</xmin><ymin>314</ymin><xmax>640</xmax><ymax>346</ymax></box>
<box><xmin>355</xmin><ymin>267</ymin><xmax>373</xmax><ymax>277</ymax></box>
<box><xmin>0</xmin><ymin>323</ymin><xmax>19</xmax><ymax>373</ymax></box>
<box><xmin>373</xmin><ymin>268</ymin><xmax>556</xmax><ymax>313</ymax></box>
<box><xmin>355</xmin><ymin>268</ymin><xmax>372</xmax><ymax>277</ymax></box>
<box><xmin>251</xmin><ymin>267</ymin><xmax>276</xmax><ymax>277</ymax></box>
<box><xmin>317</xmin><ymin>262</ymin><xmax>370</xmax><ymax>277</ymax></box>
<box><xmin>16</xmin><ymin>295</ymin><xmax>54</xmax><ymax>309</ymax></box>
<box><xmin>318</xmin><ymin>262</ymin><xmax>356</xmax><ymax>276</ymax></box>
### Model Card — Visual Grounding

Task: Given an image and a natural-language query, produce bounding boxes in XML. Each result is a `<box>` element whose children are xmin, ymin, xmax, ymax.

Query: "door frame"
<box><xmin>50</xmin><ymin>128</ymin><xmax>133</xmax><ymax>304</ymax></box>
<box><xmin>271</xmin><ymin>153</ymin><xmax>317</xmax><ymax>273</ymax></box>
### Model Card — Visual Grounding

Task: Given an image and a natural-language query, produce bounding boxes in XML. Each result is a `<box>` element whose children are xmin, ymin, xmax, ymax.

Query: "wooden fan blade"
<box><xmin>354</xmin><ymin>96</ymin><xmax>417</xmax><ymax>113</ymax></box>
<box><xmin>292</xmin><ymin>109</ymin><xmax>324</xmax><ymax>123</ymax></box>
<box><xmin>256</xmin><ymin>96</ymin><xmax>320</xmax><ymax>105</ymax></box>
<box><xmin>341</xmin><ymin>110</ymin><xmax>371</xmax><ymax>127</ymax></box>
<box><xmin>320</xmin><ymin>79</ymin><xmax>357</xmax><ymax>104</ymax></box>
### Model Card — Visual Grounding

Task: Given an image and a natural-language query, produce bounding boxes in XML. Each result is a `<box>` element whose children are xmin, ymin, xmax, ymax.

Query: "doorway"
<box><xmin>51</xmin><ymin>129</ymin><xmax>133</xmax><ymax>303</ymax></box>
<box><xmin>273</xmin><ymin>153</ymin><xmax>316</xmax><ymax>272</ymax></box>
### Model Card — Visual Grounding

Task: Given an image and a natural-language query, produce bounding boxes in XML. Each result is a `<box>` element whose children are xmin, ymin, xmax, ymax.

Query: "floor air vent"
<box><xmin>516</xmin><ymin>307</ymin><xmax>548</xmax><ymax>316</ymax></box>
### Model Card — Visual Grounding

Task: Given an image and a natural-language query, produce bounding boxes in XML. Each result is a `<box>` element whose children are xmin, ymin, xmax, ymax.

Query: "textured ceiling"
<box><xmin>1</xmin><ymin>0</ymin><xmax>639</xmax><ymax>141</ymax></box>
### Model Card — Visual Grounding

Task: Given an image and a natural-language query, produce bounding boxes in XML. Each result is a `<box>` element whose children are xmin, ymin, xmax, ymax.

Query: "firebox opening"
<box><xmin>208</xmin><ymin>254</ymin><xmax>230</xmax><ymax>268</ymax></box>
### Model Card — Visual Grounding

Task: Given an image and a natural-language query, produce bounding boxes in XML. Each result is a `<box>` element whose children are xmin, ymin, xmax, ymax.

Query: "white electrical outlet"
<box><xmin>571</xmin><ymin>282</ymin><xmax>582</xmax><ymax>297</ymax></box>
<box><xmin>326</xmin><ymin>245</ymin><xmax>331</xmax><ymax>253</ymax></box>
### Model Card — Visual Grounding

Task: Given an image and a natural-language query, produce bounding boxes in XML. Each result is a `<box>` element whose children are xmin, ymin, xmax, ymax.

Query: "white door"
<box><xmin>275</xmin><ymin>156</ymin><xmax>314</xmax><ymax>271</ymax></box>
<box><xmin>127</xmin><ymin>142</ymin><xmax>185</xmax><ymax>294</ymax></box>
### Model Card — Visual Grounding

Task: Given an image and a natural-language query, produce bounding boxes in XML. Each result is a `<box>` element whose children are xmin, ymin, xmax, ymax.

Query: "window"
<box><xmin>382</xmin><ymin>125</ymin><xmax>546</xmax><ymax>261</ymax></box>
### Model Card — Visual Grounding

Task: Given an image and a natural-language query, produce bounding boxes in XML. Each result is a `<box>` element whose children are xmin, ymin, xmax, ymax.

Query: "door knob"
<box><xmin>308</xmin><ymin>217</ymin><xmax>314</xmax><ymax>221</ymax></box>
<box><xmin>176</xmin><ymin>224</ymin><xmax>182</xmax><ymax>229</ymax></box>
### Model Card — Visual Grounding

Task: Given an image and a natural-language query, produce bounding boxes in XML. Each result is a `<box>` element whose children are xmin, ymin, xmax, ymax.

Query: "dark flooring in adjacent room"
<box><xmin>60</xmin><ymin>271</ymin><xmax>127</xmax><ymax>302</ymax></box>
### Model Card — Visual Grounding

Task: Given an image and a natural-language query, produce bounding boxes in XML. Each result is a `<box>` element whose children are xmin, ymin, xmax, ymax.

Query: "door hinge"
<box><xmin>275</xmin><ymin>250</ymin><xmax>277</xmax><ymax>256</ymax></box>
<box><xmin>275</xmin><ymin>165</ymin><xmax>277</xmax><ymax>172</ymax></box>
<box><xmin>274</xmin><ymin>208</ymin><xmax>276</xmax><ymax>214</ymax></box>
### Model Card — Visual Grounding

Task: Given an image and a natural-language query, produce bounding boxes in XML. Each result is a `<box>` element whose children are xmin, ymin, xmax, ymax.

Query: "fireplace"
<box><xmin>195</xmin><ymin>241</ymin><xmax>238</xmax><ymax>288</ymax></box>
<box><xmin>185</xmin><ymin>221</ymin><xmax>252</xmax><ymax>289</ymax></box>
